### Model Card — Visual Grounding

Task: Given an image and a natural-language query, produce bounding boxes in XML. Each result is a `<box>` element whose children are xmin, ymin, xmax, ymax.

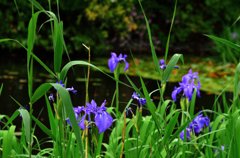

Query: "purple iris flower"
<box><xmin>126</xmin><ymin>107</ymin><xmax>134</xmax><ymax>116</ymax></box>
<box><xmin>189</xmin><ymin>111</ymin><xmax>211</xmax><ymax>133</ymax></box>
<box><xmin>48</xmin><ymin>93</ymin><xmax>55</xmax><ymax>104</ymax></box>
<box><xmin>95</xmin><ymin>100</ymin><xmax>113</xmax><ymax>133</ymax></box>
<box><xmin>132</xmin><ymin>92</ymin><xmax>149</xmax><ymax>108</ymax></box>
<box><xmin>78</xmin><ymin>100</ymin><xmax>113</xmax><ymax>133</ymax></box>
<box><xmin>66</xmin><ymin>87</ymin><xmax>77</xmax><ymax>95</ymax></box>
<box><xmin>55</xmin><ymin>80</ymin><xmax>77</xmax><ymax>95</ymax></box>
<box><xmin>172</xmin><ymin>69</ymin><xmax>201</xmax><ymax>102</ymax></box>
<box><xmin>180</xmin><ymin>111</ymin><xmax>211</xmax><ymax>141</ymax></box>
<box><xmin>66</xmin><ymin>112</ymin><xmax>80</xmax><ymax>127</ymax></box>
<box><xmin>108</xmin><ymin>52</ymin><xmax>129</xmax><ymax>72</ymax></box>
<box><xmin>56</xmin><ymin>80</ymin><xmax>65</xmax><ymax>87</ymax></box>
<box><xmin>180</xmin><ymin>127</ymin><xmax>192</xmax><ymax>141</ymax></box>
<box><xmin>159</xmin><ymin>59</ymin><xmax>179</xmax><ymax>70</ymax></box>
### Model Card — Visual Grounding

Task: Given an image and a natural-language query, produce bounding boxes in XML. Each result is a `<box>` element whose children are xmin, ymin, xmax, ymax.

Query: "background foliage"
<box><xmin>1</xmin><ymin>0</ymin><xmax>240</xmax><ymax>55</ymax></box>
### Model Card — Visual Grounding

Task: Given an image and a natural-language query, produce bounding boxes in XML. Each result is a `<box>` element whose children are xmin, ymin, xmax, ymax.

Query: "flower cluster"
<box><xmin>66</xmin><ymin>100</ymin><xmax>113</xmax><ymax>133</ymax></box>
<box><xmin>180</xmin><ymin>111</ymin><xmax>211</xmax><ymax>141</ymax></box>
<box><xmin>172</xmin><ymin>69</ymin><xmax>201</xmax><ymax>102</ymax></box>
<box><xmin>108</xmin><ymin>52</ymin><xmax>129</xmax><ymax>72</ymax></box>
<box><xmin>159</xmin><ymin>59</ymin><xmax>179</xmax><ymax>70</ymax></box>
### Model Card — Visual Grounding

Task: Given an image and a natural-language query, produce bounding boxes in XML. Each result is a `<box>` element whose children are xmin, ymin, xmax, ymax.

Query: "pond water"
<box><xmin>0</xmin><ymin>59</ymin><xmax>233</xmax><ymax>147</ymax></box>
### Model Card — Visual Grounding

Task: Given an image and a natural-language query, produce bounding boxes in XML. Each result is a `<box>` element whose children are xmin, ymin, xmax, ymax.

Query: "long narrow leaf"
<box><xmin>137</xmin><ymin>0</ymin><xmax>162</xmax><ymax>80</ymax></box>
<box><xmin>205</xmin><ymin>34</ymin><xmax>240</xmax><ymax>52</ymax></box>
<box><xmin>164</xmin><ymin>0</ymin><xmax>177</xmax><ymax>62</ymax></box>
<box><xmin>0</xmin><ymin>83</ymin><xmax>3</xmax><ymax>96</ymax></box>
<box><xmin>162</xmin><ymin>54</ymin><xmax>184</xmax><ymax>84</ymax></box>
<box><xmin>60</xmin><ymin>61</ymin><xmax>131</xmax><ymax>88</ymax></box>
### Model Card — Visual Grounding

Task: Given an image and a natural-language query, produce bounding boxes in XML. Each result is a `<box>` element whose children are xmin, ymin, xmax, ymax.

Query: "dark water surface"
<box><xmin>0</xmin><ymin>60</ymin><xmax>233</xmax><ymax>148</ymax></box>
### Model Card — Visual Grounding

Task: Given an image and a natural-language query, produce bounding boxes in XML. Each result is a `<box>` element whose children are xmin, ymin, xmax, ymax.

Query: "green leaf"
<box><xmin>54</xmin><ymin>21</ymin><xmax>63</xmax><ymax>73</ymax></box>
<box><xmin>164</xmin><ymin>0</ymin><xmax>177</xmax><ymax>63</ymax></box>
<box><xmin>2</xmin><ymin>126</ymin><xmax>16</xmax><ymax>158</ymax></box>
<box><xmin>60</xmin><ymin>61</ymin><xmax>131</xmax><ymax>88</ymax></box>
<box><xmin>30</xmin><ymin>83</ymin><xmax>84</xmax><ymax>156</ymax></box>
<box><xmin>163</xmin><ymin>112</ymin><xmax>180</xmax><ymax>145</ymax></box>
<box><xmin>31</xmin><ymin>114</ymin><xmax>57</xmax><ymax>143</ymax></box>
<box><xmin>205</xmin><ymin>34</ymin><xmax>240</xmax><ymax>52</ymax></box>
<box><xmin>45</xmin><ymin>94</ymin><xmax>57</xmax><ymax>135</ymax></box>
<box><xmin>27</xmin><ymin>11</ymin><xmax>44</xmax><ymax>99</ymax></box>
<box><xmin>50</xmin><ymin>83</ymin><xmax>84</xmax><ymax>157</ymax></box>
<box><xmin>137</xmin><ymin>0</ymin><xmax>162</xmax><ymax>80</ymax></box>
<box><xmin>190</xmin><ymin>88</ymin><xmax>197</xmax><ymax>118</ymax></box>
<box><xmin>30</xmin><ymin>83</ymin><xmax>52</xmax><ymax>104</ymax></box>
<box><xmin>28</xmin><ymin>0</ymin><xmax>47</xmax><ymax>14</ymax></box>
<box><xmin>162</xmin><ymin>54</ymin><xmax>184</xmax><ymax>84</ymax></box>
<box><xmin>233</xmin><ymin>63</ymin><xmax>240</xmax><ymax>102</ymax></box>
<box><xmin>235</xmin><ymin>117</ymin><xmax>240</xmax><ymax>156</ymax></box>
<box><xmin>19</xmin><ymin>109</ymin><xmax>31</xmax><ymax>144</ymax></box>
<box><xmin>0</xmin><ymin>83</ymin><xmax>3</xmax><ymax>96</ymax></box>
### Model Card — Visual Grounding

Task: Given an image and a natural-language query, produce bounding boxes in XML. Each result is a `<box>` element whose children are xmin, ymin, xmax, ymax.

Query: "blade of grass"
<box><xmin>162</xmin><ymin>54</ymin><xmax>184</xmax><ymax>84</ymax></box>
<box><xmin>205</xmin><ymin>34</ymin><xmax>240</xmax><ymax>52</ymax></box>
<box><xmin>54</xmin><ymin>21</ymin><xmax>63</xmax><ymax>73</ymax></box>
<box><xmin>0</xmin><ymin>83</ymin><xmax>3</xmax><ymax>96</ymax></box>
<box><xmin>137</xmin><ymin>0</ymin><xmax>162</xmax><ymax>80</ymax></box>
<box><xmin>2</xmin><ymin>126</ymin><xmax>16</xmax><ymax>158</ymax></box>
<box><xmin>164</xmin><ymin>0</ymin><xmax>177</xmax><ymax>62</ymax></box>
<box><xmin>59</xmin><ymin>61</ymin><xmax>131</xmax><ymax>88</ymax></box>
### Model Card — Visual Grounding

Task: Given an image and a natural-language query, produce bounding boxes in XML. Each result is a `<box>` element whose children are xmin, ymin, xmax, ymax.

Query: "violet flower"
<box><xmin>66</xmin><ymin>87</ymin><xmax>77</xmax><ymax>95</ymax></box>
<box><xmin>180</xmin><ymin>111</ymin><xmax>211</xmax><ymax>141</ymax></box>
<box><xmin>189</xmin><ymin>111</ymin><xmax>211</xmax><ymax>133</ymax></box>
<box><xmin>180</xmin><ymin>127</ymin><xmax>192</xmax><ymax>141</ymax></box>
<box><xmin>108</xmin><ymin>52</ymin><xmax>129</xmax><ymax>72</ymax></box>
<box><xmin>55</xmin><ymin>80</ymin><xmax>77</xmax><ymax>95</ymax></box>
<box><xmin>132</xmin><ymin>92</ymin><xmax>152</xmax><ymax>108</ymax></box>
<box><xmin>48</xmin><ymin>93</ymin><xmax>55</xmax><ymax>104</ymax></box>
<box><xmin>67</xmin><ymin>100</ymin><xmax>113</xmax><ymax>133</ymax></box>
<box><xmin>172</xmin><ymin>69</ymin><xmax>201</xmax><ymax>102</ymax></box>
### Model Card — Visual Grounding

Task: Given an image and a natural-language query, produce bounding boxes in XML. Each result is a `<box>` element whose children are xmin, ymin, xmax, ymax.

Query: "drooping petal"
<box><xmin>66</xmin><ymin>113</ymin><xmax>79</xmax><ymax>127</ymax></box>
<box><xmin>124</xmin><ymin>59</ymin><xmax>129</xmax><ymax>71</ymax></box>
<box><xmin>66</xmin><ymin>87</ymin><xmax>77</xmax><ymax>95</ymax></box>
<box><xmin>79</xmin><ymin>114</ymin><xmax>87</xmax><ymax>130</ymax></box>
<box><xmin>95</xmin><ymin>111</ymin><xmax>113</xmax><ymax>133</ymax></box>
<box><xmin>180</xmin><ymin>127</ymin><xmax>191</xmax><ymax>141</ymax></box>
<box><xmin>172</xmin><ymin>87</ymin><xmax>182</xmax><ymax>101</ymax></box>
<box><xmin>108</xmin><ymin>53</ymin><xmax>118</xmax><ymax>72</ymax></box>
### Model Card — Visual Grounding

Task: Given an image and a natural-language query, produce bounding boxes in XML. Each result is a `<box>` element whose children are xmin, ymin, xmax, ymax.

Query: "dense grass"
<box><xmin>0</xmin><ymin>0</ymin><xmax>240</xmax><ymax>158</ymax></box>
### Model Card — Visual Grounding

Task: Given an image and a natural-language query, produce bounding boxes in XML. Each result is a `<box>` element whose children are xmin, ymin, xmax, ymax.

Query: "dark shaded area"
<box><xmin>0</xmin><ymin>0</ymin><xmax>240</xmax><ymax>58</ymax></box>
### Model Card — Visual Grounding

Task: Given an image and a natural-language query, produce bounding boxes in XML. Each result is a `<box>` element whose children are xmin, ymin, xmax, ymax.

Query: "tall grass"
<box><xmin>0</xmin><ymin>0</ymin><xmax>240</xmax><ymax>158</ymax></box>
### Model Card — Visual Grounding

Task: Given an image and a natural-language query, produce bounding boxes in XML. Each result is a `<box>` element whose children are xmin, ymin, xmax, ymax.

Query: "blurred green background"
<box><xmin>1</xmin><ymin>0</ymin><xmax>240</xmax><ymax>57</ymax></box>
